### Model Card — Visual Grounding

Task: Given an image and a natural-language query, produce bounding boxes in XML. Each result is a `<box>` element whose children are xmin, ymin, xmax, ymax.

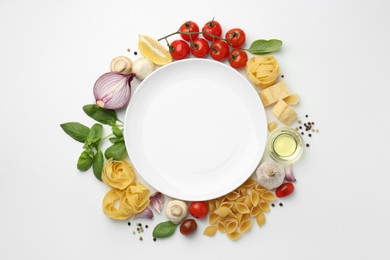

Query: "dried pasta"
<box><xmin>205</xmin><ymin>177</ymin><xmax>276</xmax><ymax>240</ymax></box>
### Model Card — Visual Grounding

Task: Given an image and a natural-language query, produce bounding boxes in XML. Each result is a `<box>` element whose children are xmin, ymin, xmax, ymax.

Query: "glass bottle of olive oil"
<box><xmin>267</xmin><ymin>127</ymin><xmax>304</xmax><ymax>164</ymax></box>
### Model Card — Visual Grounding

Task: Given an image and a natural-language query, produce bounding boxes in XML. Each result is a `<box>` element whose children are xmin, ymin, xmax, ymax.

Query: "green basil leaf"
<box><xmin>77</xmin><ymin>151</ymin><xmax>93</xmax><ymax>171</ymax></box>
<box><xmin>83</xmin><ymin>104</ymin><xmax>118</xmax><ymax>126</ymax></box>
<box><xmin>86</xmin><ymin>123</ymin><xmax>103</xmax><ymax>144</ymax></box>
<box><xmin>60</xmin><ymin>122</ymin><xmax>90</xmax><ymax>143</ymax></box>
<box><xmin>104</xmin><ymin>141</ymin><xmax>127</xmax><ymax>160</ymax></box>
<box><xmin>93</xmin><ymin>150</ymin><xmax>104</xmax><ymax>181</ymax></box>
<box><xmin>246</xmin><ymin>39</ymin><xmax>282</xmax><ymax>55</ymax></box>
<box><xmin>109</xmin><ymin>137</ymin><xmax>118</xmax><ymax>143</ymax></box>
<box><xmin>152</xmin><ymin>221</ymin><xmax>177</xmax><ymax>238</ymax></box>
<box><xmin>112</xmin><ymin>125</ymin><xmax>123</xmax><ymax>137</ymax></box>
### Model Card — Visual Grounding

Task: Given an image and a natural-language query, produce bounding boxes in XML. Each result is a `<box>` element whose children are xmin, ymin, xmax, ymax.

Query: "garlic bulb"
<box><xmin>93</xmin><ymin>72</ymin><xmax>135</xmax><ymax>109</ymax></box>
<box><xmin>256</xmin><ymin>161</ymin><xmax>285</xmax><ymax>190</ymax></box>
<box><xmin>132</xmin><ymin>57</ymin><xmax>154</xmax><ymax>81</ymax></box>
<box><xmin>110</xmin><ymin>56</ymin><xmax>133</xmax><ymax>75</ymax></box>
<box><xmin>165</xmin><ymin>200</ymin><xmax>188</xmax><ymax>224</ymax></box>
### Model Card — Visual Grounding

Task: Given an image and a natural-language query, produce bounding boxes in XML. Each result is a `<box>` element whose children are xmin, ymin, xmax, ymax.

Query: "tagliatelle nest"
<box><xmin>203</xmin><ymin>178</ymin><xmax>276</xmax><ymax>240</ymax></box>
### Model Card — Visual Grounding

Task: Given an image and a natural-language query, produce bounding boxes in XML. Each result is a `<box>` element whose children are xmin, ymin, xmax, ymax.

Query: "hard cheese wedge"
<box><xmin>272</xmin><ymin>100</ymin><xmax>297</xmax><ymax>126</ymax></box>
<box><xmin>259</xmin><ymin>80</ymin><xmax>291</xmax><ymax>107</ymax></box>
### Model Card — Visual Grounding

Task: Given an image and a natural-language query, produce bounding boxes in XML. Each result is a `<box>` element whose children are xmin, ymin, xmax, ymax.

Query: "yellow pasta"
<box><xmin>245</xmin><ymin>56</ymin><xmax>280</xmax><ymax>89</ymax></box>
<box><xmin>205</xmin><ymin>176</ymin><xmax>276</xmax><ymax>240</ymax></box>
<box><xmin>203</xmin><ymin>226</ymin><xmax>218</xmax><ymax>237</ymax></box>
<box><xmin>102</xmin><ymin>159</ymin><xmax>135</xmax><ymax>190</ymax></box>
<box><xmin>102</xmin><ymin>189</ymin><xmax>132</xmax><ymax>220</ymax></box>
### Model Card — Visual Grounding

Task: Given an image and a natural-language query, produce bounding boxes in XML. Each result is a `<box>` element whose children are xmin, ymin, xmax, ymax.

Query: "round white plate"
<box><xmin>124</xmin><ymin>59</ymin><xmax>267</xmax><ymax>201</ymax></box>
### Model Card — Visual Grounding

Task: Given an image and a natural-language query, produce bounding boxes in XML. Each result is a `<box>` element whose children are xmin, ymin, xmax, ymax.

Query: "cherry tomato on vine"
<box><xmin>228</xmin><ymin>49</ymin><xmax>248</xmax><ymax>69</ymax></box>
<box><xmin>202</xmin><ymin>20</ymin><xmax>222</xmax><ymax>41</ymax></box>
<box><xmin>210</xmin><ymin>40</ymin><xmax>230</xmax><ymax>61</ymax></box>
<box><xmin>190</xmin><ymin>38</ymin><xmax>210</xmax><ymax>58</ymax></box>
<box><xmin>179</xmin><ymin>21</ymin><xmax>199</xmax><ymax>41</ymax></box>
<box><xmin>275</xmin><ymin>183</ymin><xmax>295</xmax><ymax>198</ymax></box>
<box><xmin>189</xmin><ymin>202</ymin><xmax>208</xmax><ymax>219</ymax></box>
<box><xmin>225</xmin><ymin>28</ymin><xmax>246</xmax><ymax>48</ymax></box>
<box><xmin>180</xmin><ymin>219</ymin><xmax>198</xmax><ymax>235</ymax></box>
<box><xmin>169</xmin><ymin>40</ymin><xmax>190</xmax><ymax>60</ymax></box>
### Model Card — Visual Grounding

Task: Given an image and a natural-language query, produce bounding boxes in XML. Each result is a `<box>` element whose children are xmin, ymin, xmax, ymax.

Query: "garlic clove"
<box><xmin>132</xmin><ymin>57</ymin><xmax>154</xmax><ymax>81</ymax></box>
<box><xmin>133</xmin><ymin>207</ymin><xmax>154</xmax><ymax>219</ymax></box>
<box><xmin>256</xmin><ymin>161</ymin><xmax>285</xmax><ymax>190</ymax></box>
<box><xmin>150</xmin><ymin>192</ymin><xmax>164</xmax><ymax>214</ymax></box>
<box><xmin>285</xmin><ymin>165</ymin><xmax>296</xmax><ymax>182</ymax></box>
<box><xmin>110</xmin><ymin>56</ymin><xmax>133</xmax><ymax>75</ymax></box>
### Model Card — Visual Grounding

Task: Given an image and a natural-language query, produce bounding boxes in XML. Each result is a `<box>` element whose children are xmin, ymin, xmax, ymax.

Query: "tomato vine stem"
<box><xmin>158</xmin><ymin>31</ymin><xmax>233</xmax><ymax>49</ymax></box>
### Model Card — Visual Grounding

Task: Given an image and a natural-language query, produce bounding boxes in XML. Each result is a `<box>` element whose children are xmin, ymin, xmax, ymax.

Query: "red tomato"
<box><xmin>180</xmin><ymin>219</ymin><xmax>198</xmax><ymax>235</ymax></box>
<box><xmin>228</xmin><ymin>49</ymin><xmax>248</xmax><ymax>69</ymax></box>
<box><xmin>210</xmin><ymin>40</ymin><xmax>230</xmax><ymax>61</ymax></box>
<box><xmin>202</xmin><ymin>20</ymin><xmax>222</xmax><ymax>41</ymax></box>
<box><xmin>169</xmin><ymin>40</ymin><xmax>190</xmax><ymax>60</ymax></box>
<box><xmin>190</xmin><ymin>38</ymin><xmax>210</xmax><ymax>58</ymax></box>
<box><xmin>179</xmin><ymin>21</ymin><xmax>199</xmax><ymax>41</ymax></box>
<box><xmin>225</xmin><ymin>28</ymin><xmax>246</xmax><ymax>48</ymax></box>
<box><xmin>275</xmin><ymin>183</ymin><xmax>295</xmax><ymax>198</ymax></box>
<box><xmin>189</xmin><ymin>202</ymin><xmax>208</xmax><ymax>219</ymax></box>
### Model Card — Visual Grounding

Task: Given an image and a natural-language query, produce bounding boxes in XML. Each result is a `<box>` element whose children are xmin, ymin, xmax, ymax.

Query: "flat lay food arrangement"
<box><xmin>60</xmin><ymin>19</ymin><xmax>319</xmax><ymax>241</ymax></box>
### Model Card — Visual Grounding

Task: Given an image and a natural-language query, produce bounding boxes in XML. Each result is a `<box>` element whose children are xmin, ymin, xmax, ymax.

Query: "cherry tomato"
<box><xmin>180</xmin><ymin>219</ymin><xmax>198</xmax><ymax>235</ymax></box>
<box><xmin>228</xmin><ymin>49</ymin><xmax>248</xmax><ymax>69</ymax></box>
<box><xmin>210</xmin><ymin>40</ymin><xmax>230</xmax><ymax>61</ymax></box>
<box><xmin>169</xmin><ymin>40</ymin><xmax>190</xmax><ymax>60</ymax></box>
<box><xmin>190</xmin><ymin>38</ymin><xmax>210</xmax><ymax>58</ymax></box>
<box><xmin>179</xmin><ymin>21</ymin><xmax>199</xmax><ymax>42</ymax></box>
<box><xmin>275</xmin><ymin>183</ymin><xmax>295</xmax><ymax>198</ymax></box>
<box><xmin>189</xmin><ymin>202</ymin><xmax>208</xmax><ymax>219</ymax></box>
<box><xmin>202</xmin><ymin>20</ymin><xmax>222</xmax><ymax>41</ymax></box>
<box><xmin>225</xmin><ymin>28</ymin><xmax>246</xmax><ymax>48</ymax></box>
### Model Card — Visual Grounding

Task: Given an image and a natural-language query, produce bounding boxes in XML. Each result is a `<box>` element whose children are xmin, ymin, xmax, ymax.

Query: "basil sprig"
<box><xmin>61</xmin><ymin>104</ymin><xmax>127</xmax><ymax>181</ymax></box>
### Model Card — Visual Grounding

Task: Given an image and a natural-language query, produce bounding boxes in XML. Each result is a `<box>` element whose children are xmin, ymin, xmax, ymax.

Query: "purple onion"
<box><xmin>93</xmin><ymin>72</ymin><xmax>135</xmax><ymax>109</ymax></box>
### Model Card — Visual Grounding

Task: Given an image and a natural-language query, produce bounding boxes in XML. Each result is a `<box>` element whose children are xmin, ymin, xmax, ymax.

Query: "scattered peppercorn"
<box><xmin>306</xmin><ymin>144</ymin><xmax>310</xmax><ymax>147</ymax></box>
<box><xmin>301</xmin><ymin>132</ymin><xmax>304</xmax><ymax>135</ymax></box>
<box><xmin>145</xmin><ymin>225</ymin><xmax>148</xmax><ymax>229</ymax></box>
<box><xmin>299</xmin><ymin>126</ymin><xmax>302</xmax><ymax>129</ymax></box>
<box><xmin>153</xmin><ymin>238</ymin><xmax>157</xmax><ymax>242</ymax></box>
<box><xmin>128</xmin><ymin>222</ymin><xmax>131</xmax><ymax>226</ymax></box>
<box><xmin>279</xmin><ymin>203</ymin><xmax>283</xmax><ymax>207</ymax></box>
<box><xmin>308</xmin><ymin>134</ymin><xmax>312</xmax><ymax>137</ymax></box>
<box><xmin>271</xmin><ymin>203</ymin><xmax>275</xmax><ymax>207</ymax></box>
<box><xmin>305</xmin><ymin>115</ymin><xmax>308</xmax><ymax>118</ymax></box>
<box><xmin>298</xmin><ymin>120</ymin><xmax>302</xmax><ymax>124</ymax></box>
<box><xmin>134</xmin><ymin>51</ymin><xmax>138</xmax><ymax>55</ymax></box>
<box><xmin>281</xmin><ymin>75</ymin><xmax>284</xmax><ymax>78</ymax></box>
<box><xmin>127</xmin><ymin>48</ymin><xmax>130</xmax><ymax>52</ymax></box>
<box><xmin>139</xmin><ymin>236</ymin><xmax>143</xmax><ymax>241</ymax></box>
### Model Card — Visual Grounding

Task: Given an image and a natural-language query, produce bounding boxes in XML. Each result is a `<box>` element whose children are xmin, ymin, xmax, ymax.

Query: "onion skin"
<box><xmin>93</xmin><ymin>72</ymin><xmax>135</xmax><ymax>109</ymax></box>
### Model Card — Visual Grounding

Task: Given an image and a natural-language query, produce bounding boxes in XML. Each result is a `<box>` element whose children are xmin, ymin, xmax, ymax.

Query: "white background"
<box><xmin>1</xmin><ymin>0</ymin><xmax>389</xmax><ymax>259</ymax></box>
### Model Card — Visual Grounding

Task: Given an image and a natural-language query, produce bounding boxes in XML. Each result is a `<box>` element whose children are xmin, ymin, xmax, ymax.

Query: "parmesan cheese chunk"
<box><xmin>272</xmin><ymin>100</ymin><xmax>297</xmax><ymax>126</ymax></box>
<box><xmin>259</xmin><ymin>81</ymin><xmax>291</xmax><ymax>107</ymax></box>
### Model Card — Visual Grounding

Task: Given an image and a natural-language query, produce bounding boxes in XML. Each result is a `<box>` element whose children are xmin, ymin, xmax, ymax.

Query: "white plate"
<box><xmin>124</xmin><ymin>59</ymin><xmax>267</xmax><ymax>201</ymax></box>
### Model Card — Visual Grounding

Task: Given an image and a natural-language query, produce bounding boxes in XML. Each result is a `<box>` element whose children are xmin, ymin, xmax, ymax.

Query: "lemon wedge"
<box><xmin>138</xmin><ymin>35</ymin><xmax>172</xmax><ymax>65</ymax></box>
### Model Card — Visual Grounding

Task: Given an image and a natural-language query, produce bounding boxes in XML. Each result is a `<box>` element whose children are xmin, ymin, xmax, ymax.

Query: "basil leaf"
<box><xmin>77</xmin><ymin>151</ymin><xmax>93</xmax><ymax>171</ymax></box>
<box><xmin>246</xmin><ymin>39</ymin><xmax>282</xmax><ymax>55</ymax></box>
<box><xmin>104</xmin><ymin>141</ymin><xmax>127</xmax><ymax>160</ymax></box>
<box><xmin>86</xmin><ymin>123</ymin><xmax>103</xmax><ymax>144</ymax></box>
<box><xmin>152</xmin><ymin>221</ymin><xmax>177</xmax><ymax>238</ymax></box>
<box><xmin>83</xmin><ymin>104</ymin><xmax>118</xmax><ymax>126</ymax></box>
<box><xmin>109</xmin><ymin>137</ymin><xmax>118</xmax><ymax>143</ymax></box>
<box><xmin>93</xmin><ymin>150</ymin><xmax>104</xmax><ymax>181</ymax></box>
<box><xmin>112</xmin><ymin>125</ymin><xmax>123</xmax><ymax>138</ymax></box>
<box><xmin>60</xmin><ymin>122</ymin><xmax>90</xmax><ymax>143</ymax></box>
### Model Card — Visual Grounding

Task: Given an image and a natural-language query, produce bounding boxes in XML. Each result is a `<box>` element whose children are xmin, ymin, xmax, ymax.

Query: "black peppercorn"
<box><xmin>134</xmin><ymin>51</ymin><xmax>138</xmax><ymax>55</ymax></box>
<box><xmin>306</xmin><ymin>144</ymin><xmax>310</xmax><ymax>147</ymax></box>
<box><xmin>153</xmin><ymin>238</ymin><xmax>157</xmax><ymax>242</ymax></box>
<box><xmin>279</xmin><ymin>203</ymin><xmax>283</xmax><ymax>207</ymax></box>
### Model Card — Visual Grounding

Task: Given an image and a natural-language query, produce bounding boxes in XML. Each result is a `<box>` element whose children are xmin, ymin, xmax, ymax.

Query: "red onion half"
<box><xmin>93</xmin><ymin>72</ymin><xmax>135</xmax><ymax>109</ymax></box>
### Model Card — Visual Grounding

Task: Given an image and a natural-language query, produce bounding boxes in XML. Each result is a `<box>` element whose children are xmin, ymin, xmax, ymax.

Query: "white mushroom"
<box><xmin>256</xmin><ymin>161</ymin><xmax>285</xmax><ymax>190</ymax></box>
<box><xmin>110</xmin><ymin>56</ymin><xmax>133</xmax><ymax>75</ymax></box>
<box><xmin>165</xmin><ymin>200</ymin><xmax>188</xmax><ymax>224</ymax></box>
